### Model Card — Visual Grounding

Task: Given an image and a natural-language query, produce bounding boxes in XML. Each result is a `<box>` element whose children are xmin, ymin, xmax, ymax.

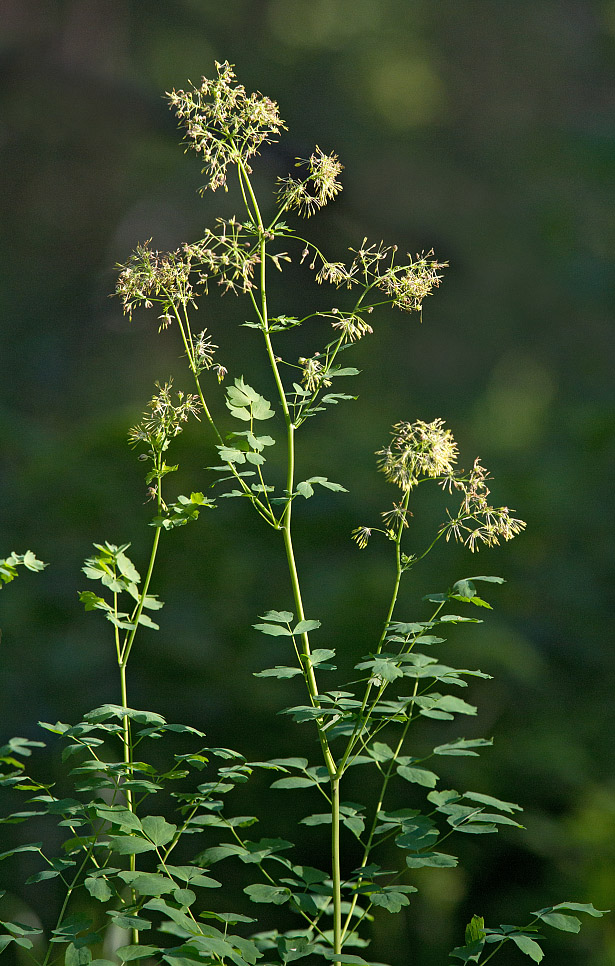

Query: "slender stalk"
<box><xmin>480</xmin><ymin>940</ymin><xmax>506</xmax><ymax>963</ymax></box>
<box><xmin>331</xmin><ymin>777</ymin><xmax>342</xmax><ymax>961</ymax></box>
<box><xmin>40</xmin><ymin>845</ymin><xmax>100</xmax><ymax>966</ymax></box>
<box><xmin>237</xmin><ymin>159</ymin><xmax>337</xmax><ymax>773</ymax></box>
<box><xmin>337</xmin><ymin>489</ymin><xmax>412</xmax><ymax>774</ymax></box>
<box><xmin>341</xmin><ymin>715</ymin><xmax>413</xmax><ymax>939</ymax></box>
<box><xmin>376</xmin><ymin>487</ymin><xmax>411</xmax><ymax>655</ymax></box>
<box><xmin>237</xmin><ymin>160</ymin><xmax>345</xmax><ymax>949</ymax></box>
<box><xmin>116</xmin><ymin>467</ymin><xmax>164</xmax><ymax>944</ymax></box>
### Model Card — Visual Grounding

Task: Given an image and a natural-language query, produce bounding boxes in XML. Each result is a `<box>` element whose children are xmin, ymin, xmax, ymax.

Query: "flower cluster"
<box><xmin>377</xmin><ymin>419</ymin><xmax>459</xmax><ymax>491</ymax></box>
<box><xmin>184</xmin><ymin>219</ymin><xmax>260</xmax><ymax>295</ymax></box>
<box><xmin>351</xmin><ymin>526</ymin><xmax>372</xmax><ymax>549</ymax></box>
<box><xmin>299</xmin><ymin>355</ymin><xmax>332</xmax><ymax>392</ymax></box>
<box><xmin>315</xmin><ymin>240</ymin><xmax>446</xmax><ymax>315</ymax></box>
<box><xmin>167</xmin><ymin>61</ymin><xmax>285</xmax><ymax>192</ymax></box>
<box><xmin>356</xmin><ymin>429</ymin><xmax>525</xmax><ymax>553</ymax></box>
<box><xmin>128</xmin><ymin>381</ymin><xmax>201</xmax><ymax>458</ymax></box>
<box><xmin>381</xmin><ymin>502</ymin><xmax>411</xmax><ymax>530</ymax></box>
<box><xmin>329</xmin><ymin>310</ymin><xmax>373</xmax><ymax>343</ymax></box>
<box><xmin>277</xmin><ymin>146</ymin><xmax>343</xmax><ymax>217</ymax></box>
<box><xmin>316</xmin><ymin>261</ymin><xmax>356</xmax><ymax>288</ymax></box>
<box><xmin>193</xmin><ymin>329</ymin><xmax>227</xmax><ymax>382</ymax></box>
<box><xmin>379</xmin><ymin>252</ymin><xmax>445</xmax><ymax>313</ymax></box>
<box><xmin>116</xmin><ymin>242</ymin><xmax>194</xmax><ymax>324</ymax></box>
<box><xmin>444</xmin><ymin>458</ymin><xmax>526</xmax><ymax>551</ymax></box>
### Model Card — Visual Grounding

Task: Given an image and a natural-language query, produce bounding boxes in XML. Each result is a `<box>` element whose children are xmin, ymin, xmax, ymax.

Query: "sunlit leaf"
<box><xmin>397</xmin><ymin>765</ymin><xmax>439</xmax><ymax>788</ymax></box>
<box><xmin>510</xmin><ymin>935</ymin><xmax>544</xmax><ymax>962</ymax></box>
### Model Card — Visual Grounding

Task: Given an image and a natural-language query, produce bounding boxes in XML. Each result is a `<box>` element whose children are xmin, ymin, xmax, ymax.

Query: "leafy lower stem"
<box><xmin>337</xmin><ymin>490</ymin><xmax>411</xmax><ymax>772</ymax></box>
<box><xmin>40</xmin><ymin>844</ymin><xmax>100</xmax><ymax>966</ymax></box>
<box><xmin>340</xmin><ymin>718</ymin><xmax>411</xmax><ymax>940</ymax></box>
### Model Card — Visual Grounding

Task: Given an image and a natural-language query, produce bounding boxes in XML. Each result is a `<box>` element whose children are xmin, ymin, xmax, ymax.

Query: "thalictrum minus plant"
<box><xmin>0</xmin><ymin>61</ymin><xmax>608</xmax><ymax>966</ymax></box>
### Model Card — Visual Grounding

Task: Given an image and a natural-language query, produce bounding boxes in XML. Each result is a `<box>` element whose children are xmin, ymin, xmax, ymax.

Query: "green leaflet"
<box><xmin>107</xmin><ymin>836</ymin><xmax>155</xmax><ymax>855</ymax></box>
<box><xmin>465</xmin><ymin>915</ymin><xmax>486</xmax><ymax>944</ymax></box>
<box><xmin>259</xmin><ymin>609</ymin><xmax>294</xmax><ymax>623</ymax></box>
<box><xmin>0</xmin><ymin>737</ymin><xmax>46</xmax><ymax>760</ymax></box>
<box><xmin>153</xmin><ymin>492</ymin><xmax>213</xmax><ymax>530</ymax></box>
<box><xmin>0</xmin><ymin>842</ymin><xmax>43</xmax><ymax>861</ymax></box>
<box><xmin>271</xmin><ymin>777</ymin><xmax>315</xmax><ymax>790</ymax></box>
<box><xmin>277</xmin><ymin>936</ymin><xmax>314</xmax><ymax>963</ymax></box>
<box><xmin>226</xmin><ymin>377</ymin><xmax>275</xmax><ymax>421</ymax></box>
<box><xmin>163</xmin><ymin>865</ymin><xmax>222</xmax><ymax>887</ymax></box>
<box><xmin>548</xmin><ymin>902</ymin><xmax>609</xmax><ymax>917</ymax></box>
<box><xmin>296</xmin><ymin>477</ymin><xmax>348</xmax><ymax>499</ymax></box>
<box><xmin>116</xmin><ymin>946</ymin><xmax>161</xmax><ymax>962</ymax></box>
<box><xmin>451</xmin><ymin>594</ymin><xmax>492</xmax><ymax>609</ymax></box>
<box><xmin>397</xmin><ymin>765</ymin><xmax>439</xmax><ymax>788</ymax></box>
<box><xmin>510</xmin><ymin>935</ymin><xmax>544</xmax><ymax>962</ymax></box>
<box><xmin>463</xmin><ymin>791</ymin><xmax>522</xmax><ymax>814</ymax></box>
<box><xmin>65</xmin><ymin>943</ymin><xmax>93</xmax><ymax>966</ymax></box>
<box><xmin>194</xmin><ymin>843</ymin><xmax>248</xmax><ymax>866</ymax></box>
<box><xmin>118</xmin><ymin>871</ymin><xmax>176</xmax><ymax>896</ymax></box>
<box><xmin>356</xmin><ymin>656</ymin><xmax>404</xmax><ymax>683</ymax></box>
<box><xmin>253</xmin><ymin>666</ymin><xmax>302</xmax><ymax>679</ymax></box>
<box><xmin>293</xmin><ymin>619</ymin><xmax>321</xmax><ymax>634</ymax></box>
<box><xmin>369</xmin><ymin>887</ymin><xmax>416</xmax><ymax>913</ymax></box>
<box><xmin>534</xmin><ymin>913</ymin><xmax>581</xmax><ymax>933</ymax></box>
<box><xmin>267</xmin><ymin>756</ymin><xmax>309</xmax><ymax>769</ymax></box>
<box><xmin>253</xmin><ymin>622</ymin><xmax>292</xmax><ymax>637</ymax></box>
<box><xmin>450</xmin><ymin>938</ymin><xmax>485</xmax><ymax>963</ymax></box>
<box><xmin>94</xmin><ymin>805</ymin><xmax>142</xmax><ymax>832</ymax></box>
<box><xmin>300</xmin><ymin>812</ymin><xmax>331</xmax><ymax>826</ymax></box>
<box><xmin>244</xmin><ymin>883</ymin><xmax>290</xmax><ymax>905</ymax></box>
<box><xmin>0</xmin><ymin>551</ymin><xmax>47</xmax><ymax>589</ymax></box>
<box><xmin>405</xmin><ymin>851</ymin><xmax>458</xmax><ymax>869</ymax></box>
<box><xmin>328</xmin><ymin>367</ymin><xmax>360</xmax><ymax>377</ymax></box>
<box><xmin>434</xmin><ymin>737</ymin><xmax>493</xmax><ymax>756</ymax></box>
<box><xmin>84</xmin><ymin>705</ymin><xmax>166</xmax><ymax>726</ymax></box>
<box><xmin>369</xmin><ymin>741</ymin><xmax>395</xmax><ymax>762</ymax></box>
<box><xmin>85</xmin><ymin>876</ymin><xmax>113</xmax><ymax>902</ymax></box>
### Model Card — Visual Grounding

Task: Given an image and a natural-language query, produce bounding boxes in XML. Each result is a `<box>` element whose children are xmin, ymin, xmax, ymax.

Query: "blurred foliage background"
<box><xmin>1</xmin><ymin>1</ymin><xmax>614</xmax><ymax>963</ymax></box>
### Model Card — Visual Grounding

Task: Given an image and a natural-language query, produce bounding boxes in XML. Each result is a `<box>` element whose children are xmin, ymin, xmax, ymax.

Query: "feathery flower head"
<box><xmin>128</xmin><ymin>380</ymin><xmax>201</xmax><ymax>457</ymax></box>
<box><xmin>377</xmin><ymin>418</ymin><xmax>458</xmax><ymax>491</ymax></box>
<box><xmin>277</xmin><ymin>146</ymin><xmax>343</xmax><ymax>217</ymax></box>
<box><xmin>116</xmin><ymin>242</ymin><xmax>193</xmax><ymax>323</ymax></box>
<box><xmin>167</xmin><ymin>61</ymin><xmax>286</xmax><ymax>193</ymax></box>
<box><xmin>377</xmin><ymin>251</ymin><xmax>446</xmax><ymax>314</ymax></box>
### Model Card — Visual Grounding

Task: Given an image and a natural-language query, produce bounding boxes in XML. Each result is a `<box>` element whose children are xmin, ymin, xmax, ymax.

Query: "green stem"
<box><xmin>236</xmin><ymin>159</ymin><xmax>336</xmax><ymax>771</ymax></box>
<box><xmin>376</xmin><ymin>487</ymin><xmax>411</xmax><ymax>655</ymax></box>
<box><xmin>40</xmin><ymin>844</ymin><xmax>101</xmax><ymax>966</ymax></box>
<box><xmin>280</xmin><ymin>455</ymin><xmax>335</xmax><ymax>764</ymax></box>
<box><xmin>236</xmin><ymin>161</ymin><xmax>346</xmax><ymax>951</ymax></box>
<box><xmin>479</xmin><ymin>940</ymin><xmax>506</xmax><ymax>964</ymax></box>
<box><xmin>117</xmin><ymin>468</ymin><xmax>164</xmax><ymax>944</ymax></box>
<box><xmin>340</xmin><ymin>718</ymin><xmax>411</xmax><ymax>939</ymax></box>
<box><xmin>331</xmin><ymin>777</ymin><xmax>342</xmax><ymax>961</ymax></box>
<box><xmin>337</xmin><ymin>489</ymin><xmax>412</xmax><ymax>773</ymax></box>
<box><xmin>121</xmin><ymin>526</ymin><xmax>161</xmax><ymax>669</ymax></box>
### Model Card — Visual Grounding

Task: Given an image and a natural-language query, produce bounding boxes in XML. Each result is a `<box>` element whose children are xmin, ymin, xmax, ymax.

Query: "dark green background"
<box><xmin>1</xmin><ymin>1</ymin><xmax>614</xmax><ymax>963</ymax></box>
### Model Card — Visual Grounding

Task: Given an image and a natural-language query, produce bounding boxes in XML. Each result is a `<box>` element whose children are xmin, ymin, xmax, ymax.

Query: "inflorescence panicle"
<box><xmin>167</xmin><ymin>60</ymin><xmax>286</xmax><ymax>193</ymax></box>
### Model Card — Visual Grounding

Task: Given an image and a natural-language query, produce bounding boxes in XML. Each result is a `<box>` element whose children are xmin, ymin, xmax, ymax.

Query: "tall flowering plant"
<box><xmin>0</xmin><ymin>62</ymin><xmax>607</xmax><ymax>966</ymax></box>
